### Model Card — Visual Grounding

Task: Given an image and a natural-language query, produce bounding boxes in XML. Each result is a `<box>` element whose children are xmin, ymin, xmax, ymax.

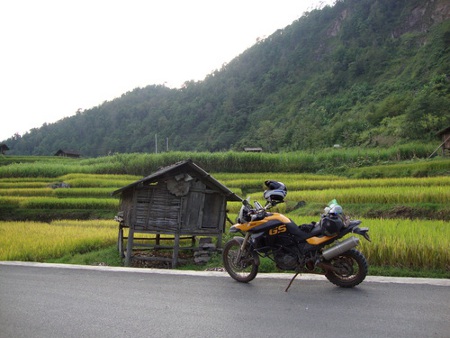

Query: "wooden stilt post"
<box><xmin>125</xmin><ymin>227</ymin><xmax>135</xmax><ymax>266</ymax></box>
<box><xmin>172</xmin><ymin>233</ymin><xmax>180</xmax><ymax>268</ymax></box>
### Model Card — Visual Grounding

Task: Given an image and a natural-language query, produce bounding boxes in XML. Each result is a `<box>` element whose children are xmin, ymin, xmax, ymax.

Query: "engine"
<box><xmin>274</xmin><ymin>249</ymin><xmax>299</xmax><ymax>270</ymax></box>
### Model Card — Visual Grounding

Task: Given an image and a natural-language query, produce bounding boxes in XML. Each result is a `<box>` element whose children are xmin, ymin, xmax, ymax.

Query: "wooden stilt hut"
<box><xmin>112</xmin><ymin>159</ymin><xmax>242</xmax><ymax>268</ymax></box>
<box><xmin>436</xmin><ymin>126</ymin><xmax>450</xmax><ymax>156</ymax></box>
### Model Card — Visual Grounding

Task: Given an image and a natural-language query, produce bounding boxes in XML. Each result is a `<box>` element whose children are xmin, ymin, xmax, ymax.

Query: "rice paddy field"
<box><xmin>0</xmin><ymin>220</ymin><xmax>117</xmax><ymax>262</ymax></box>
<box><xmin>0</xmin><ymin>151</ymin><xmax>449</xmax><ymax>277</ymax></box>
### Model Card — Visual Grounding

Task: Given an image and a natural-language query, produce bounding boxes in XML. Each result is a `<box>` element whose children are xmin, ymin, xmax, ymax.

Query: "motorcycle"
<box><xmin>222</xmin><ymin>181</ymin><xmax>371</xmax><ymax>291</ymax></box>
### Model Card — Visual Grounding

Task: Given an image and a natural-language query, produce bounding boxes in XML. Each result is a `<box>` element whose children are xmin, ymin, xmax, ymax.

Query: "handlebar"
<box><xmin>242</xmin><ymin>199</ymin><xmax>273</xmax><ymax>217</ymax></box>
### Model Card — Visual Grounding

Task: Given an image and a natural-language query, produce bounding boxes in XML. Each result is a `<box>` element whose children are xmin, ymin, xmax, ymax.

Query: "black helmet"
<box><xmin>263</xmin><ymin>180</ymin><xmax>287</xmax><ymax>203</ymax></box>
<box><xmin>321</xmin><ymin>215</ymin><xmax>344</xmax><ymax>236</ymax></box>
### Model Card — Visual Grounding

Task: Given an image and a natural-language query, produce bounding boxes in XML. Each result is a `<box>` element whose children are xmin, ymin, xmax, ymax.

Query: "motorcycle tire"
<box><xmin>222</xmin><ymin>239</ymin><xmax>259</xmax><ymax>283</ymax></box>
<box><xmin>324</xmin><ymin>248</ymin><xmax>368</xmax><ymax>288</ymax></box>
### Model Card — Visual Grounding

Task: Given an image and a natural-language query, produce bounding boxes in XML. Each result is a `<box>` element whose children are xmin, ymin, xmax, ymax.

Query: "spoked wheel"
<box><xmin>324</xmin><ymin>249</ymin><xmax>368</xmax><ymax>288</ymax></box>
<box><xmin>222</xmin><ymin>239</ymin><xmax>259</xmax><ymax>283</ymax></box>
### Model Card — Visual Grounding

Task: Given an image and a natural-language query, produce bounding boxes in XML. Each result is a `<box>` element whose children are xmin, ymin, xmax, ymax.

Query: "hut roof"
<box><xmin>112</xmin><ymin>159</ymin><xmax>242</xmax><ymax>202</ymax></box>
<box><xmin>54</xmin><ymin>149</ymin><xmax>81</xmax><ymax>157</ymax></box>
<box><xmin>436</xmin><ymin>126</ymin><xmax>450</xmax><ymax>136</ymax></box>
<box><xmin>244</xmin><ymin>147</ymin><xmax>263</xmax><ymax>152</ymax></box>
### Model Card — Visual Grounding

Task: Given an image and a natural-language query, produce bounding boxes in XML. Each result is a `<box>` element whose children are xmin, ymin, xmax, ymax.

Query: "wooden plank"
<box><xmin>130</xmin><ymin>188</ymin><xmax>138</xmax><ymax>230</ymax></box>
<box><xmin>117</xmin><ymin>226</ymin><xmax>124</xmax><ymax>258</ymax></box>
<box><xmin>133</xmin><ymin>245</ymin><xmax>198</xmax><ymax>250</ymax></box>
<box><xmin>201</xmin><ymin>193</ymin><xmax>224</xmax><ymax>229</ymax></box>
<box><xmin>186</xmin><ymin>191</ymin><xmax>205</xmax><ymax>230</ymax></box>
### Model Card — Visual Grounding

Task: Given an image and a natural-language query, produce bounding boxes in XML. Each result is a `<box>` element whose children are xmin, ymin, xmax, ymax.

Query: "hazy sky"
<box><xmin>0</xmin><ymin>0</ymin><xmax>334</xmax><ymax>141</ymax></box>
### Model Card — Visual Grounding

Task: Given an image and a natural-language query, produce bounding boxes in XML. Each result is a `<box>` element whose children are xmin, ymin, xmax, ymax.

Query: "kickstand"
<box><xmin>285</xmin><ymin>272</ymin><xmax>300</xmax><ymax>292</ymax></box>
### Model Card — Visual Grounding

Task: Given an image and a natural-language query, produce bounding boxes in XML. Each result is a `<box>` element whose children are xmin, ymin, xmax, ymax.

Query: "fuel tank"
<box><xmin>232</xmin><ymin>213</ymin><xmax>290</xmax><ymax>233</ymax></box>
<box><xmin>231</xmin><ymin>213</ymin><xmax>311</xmax><ymax>241</ymax></box>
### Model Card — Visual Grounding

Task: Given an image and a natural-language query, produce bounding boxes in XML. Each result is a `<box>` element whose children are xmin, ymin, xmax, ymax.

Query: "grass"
<box><xmin>0</xmin><ymin>144</ymin><xmax>444</xmax><ymax>176</ymax></box>
<box><xmin>47</xmin><ymin>245</ymin><xmax>124</xmax><ymax>266</ymax></box>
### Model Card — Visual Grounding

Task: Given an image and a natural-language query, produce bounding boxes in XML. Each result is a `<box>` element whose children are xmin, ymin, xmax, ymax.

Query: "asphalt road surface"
<box><xmin>1</xmin><ymin>262</ymin><xmax>449</xmax><ymax>338</ymax></box>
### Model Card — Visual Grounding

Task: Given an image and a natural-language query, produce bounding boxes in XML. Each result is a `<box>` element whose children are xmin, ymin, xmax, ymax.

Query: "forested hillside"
<box><xmin>4</xmin><ymin>0</ymin><xmax>450</xmax><ymax>156</ymax></box>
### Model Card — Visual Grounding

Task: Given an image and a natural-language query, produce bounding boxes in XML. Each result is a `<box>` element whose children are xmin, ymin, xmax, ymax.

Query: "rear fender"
<box><xmin>352</xmin><ymin>227</ymin><xmax>371</xmax><ymax>242</ymax></box>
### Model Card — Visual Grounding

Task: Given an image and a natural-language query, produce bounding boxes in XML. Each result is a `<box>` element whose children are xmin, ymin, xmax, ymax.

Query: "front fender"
<box><xmin>229</xmin><ymin>224</ymin><xmax>241</xmax><ymax>233</ymax></box>
<box><xmin>229</xmin><ymin>236</ymin><xmax>260</xmax><ymax>266</ymax></box>
<box><xmin>232</xmin><ymin>236</ymin><xmax>245</xmax><ymax>244</ymax></box>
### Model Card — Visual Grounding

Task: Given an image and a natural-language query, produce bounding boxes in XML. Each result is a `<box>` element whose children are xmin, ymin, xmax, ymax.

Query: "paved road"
<box><xmin>0</xmin><ymin>262</ymin><xmax>449</xmax><ymax>338</ymax></box>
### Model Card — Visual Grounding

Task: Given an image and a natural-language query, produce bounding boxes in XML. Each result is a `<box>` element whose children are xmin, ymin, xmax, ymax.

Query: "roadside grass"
<box><xmin>47</xmin><ymin>245</ymin><xmax>123</xmax><ymax>266</ymax></box>
<box><xmin>41</xmin><ymin>242</ymin><xmax>450</xmax><ymax>279</ymax></box>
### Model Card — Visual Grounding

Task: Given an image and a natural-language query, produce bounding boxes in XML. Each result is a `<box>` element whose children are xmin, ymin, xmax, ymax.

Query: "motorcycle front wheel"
<box><xmin>222</xmin><ymin>239</ymin><xmax>259</xmax><ymax>283</ymax></box>
<box><xmin>324</xmin><ymin>248</ymin><xmax>368</xmax><ymax>288</ymax></box>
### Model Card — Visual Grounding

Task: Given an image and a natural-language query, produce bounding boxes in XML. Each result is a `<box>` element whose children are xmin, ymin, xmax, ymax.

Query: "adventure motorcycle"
<box><xmin>223</xmin><ymin>181</ymin><xmax>371</xmax><ymax>291</ymax></box>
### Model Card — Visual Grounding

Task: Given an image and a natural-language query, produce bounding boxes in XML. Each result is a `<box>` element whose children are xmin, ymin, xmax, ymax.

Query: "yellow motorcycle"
<box><xmin>223</xmin><ymin>181</ymin><xmax>370</xmax><ymax>291</ymax></box>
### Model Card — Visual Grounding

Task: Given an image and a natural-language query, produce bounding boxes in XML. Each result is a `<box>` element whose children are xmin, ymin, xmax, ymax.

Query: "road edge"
<box><xmin>1</xmin><ymin>261</ymin><xmax>449</xmax><ymax>286</ymax></box>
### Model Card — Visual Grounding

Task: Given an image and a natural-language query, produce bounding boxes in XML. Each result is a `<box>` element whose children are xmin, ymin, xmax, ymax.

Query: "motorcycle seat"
<box><xmin>308</xmin><ymin>226</ymin><xmax>323</xmax><ymax>237</ymax></box>
<box><xmin>348</xmin><ymin>220</ymin><xmax>362</xmax><ymax>227</ymax></box>
<box><xmin>293</xmin><ymin>222</ymin><xmax>324</xmax><ymax>241</ymax></box>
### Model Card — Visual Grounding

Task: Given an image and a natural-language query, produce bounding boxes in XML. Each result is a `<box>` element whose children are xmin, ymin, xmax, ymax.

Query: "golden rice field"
<box><xmin>277</xmin><ymin>186</ymin><xmax>450</xmax><ymax>204</ymax></box>
<box><xmin>0</xmin><ymin>217</ymin><xmax>448</xmax><ymax>271</ymax></box>
<box><xmin>288</xmin><ymin>216</ymin><xmax>450</xmax><ymax>271</ymax></box>
<box><xmin>0</xmin><ymin>196</ymin><xmax>118</xmax><ymax>209</ymax></box>
<box><xmin>0</xmin><ymin>220</ymin><xmax>117</xmax><ymax>261</ymax></box>
<box><xmin>2</xmin><ymin>173</ymin><xmax>450</xmax><ymax>211</ymax></box>
<box><xmin>0</xmin><ymin>169</ymin><xmax>449</xmax><ymax>273</ymax></box>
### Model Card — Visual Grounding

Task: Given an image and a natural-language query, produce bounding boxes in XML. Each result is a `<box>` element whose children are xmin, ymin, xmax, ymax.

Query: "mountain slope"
<box><xmin>6</xmin><ymin>0</ymin><xmax>450</xmax><ymax>156</ymax></box>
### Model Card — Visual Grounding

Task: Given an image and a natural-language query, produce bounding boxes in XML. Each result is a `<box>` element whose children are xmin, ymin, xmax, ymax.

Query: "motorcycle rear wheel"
<box><xmin>223</xmin><ymin>239</ymin><xmax>259</xmax><ymax>283</ymax></box>
<box><xmin>324</xmin><ymin>248</ymin><xmax>368</xmax><ymax>288</ymax></box>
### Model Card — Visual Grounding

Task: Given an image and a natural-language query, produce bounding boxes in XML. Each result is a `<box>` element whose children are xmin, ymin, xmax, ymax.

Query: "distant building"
<box><xmin>244</xmin><ymin>147</ymin><xmax>263</xmax><ymax>152</ymax></box>
<box><xmin>54</xmin><ymin>149</ymin><xmax>81</xmax><ymax>158</ymax></box>
<box><xmin>0</xmin><ymin>144</ymin><xmax>9</xmax><ymax>155</ymax></box>
<box><xmin>436</xmin><ymin>126</ymin><xmax>450</xmax><ymax>156</ymax></box>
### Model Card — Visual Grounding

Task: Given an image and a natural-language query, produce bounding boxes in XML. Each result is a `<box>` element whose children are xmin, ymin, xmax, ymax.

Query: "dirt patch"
<box><xmin>385</xmin><ymin>206</ymin><xmax>418</xmax><ymax>219</ymax></box>
<box><xmin>130</xmin><ymin>250</ymin><xmax>194</xmax><ymax>269</ymax></box>
<box><xmin>365</xmin><ymin>205</ymin><xmax>450</xmax><ymax>221</ymax></box>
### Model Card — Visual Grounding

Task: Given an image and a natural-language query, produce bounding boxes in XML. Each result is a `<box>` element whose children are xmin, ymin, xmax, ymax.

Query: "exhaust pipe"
<box><xmin>322</xmin><ymin>236</ymin><xmax>359</xmax><ymax>260</ymax></box>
